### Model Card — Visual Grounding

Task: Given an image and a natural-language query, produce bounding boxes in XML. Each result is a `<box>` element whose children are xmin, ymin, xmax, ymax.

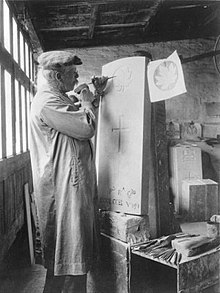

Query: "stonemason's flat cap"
<box><xmin>38</xmin><ymin>50</ymin><xmax>82</xmax><ymax>70</ymax></box>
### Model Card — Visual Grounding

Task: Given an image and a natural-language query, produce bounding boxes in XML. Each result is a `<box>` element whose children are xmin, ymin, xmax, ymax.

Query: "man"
<box><xmin>30</xmin><ymin>50</ymin><xmax>103</xmax><ymax>293</ymax></box>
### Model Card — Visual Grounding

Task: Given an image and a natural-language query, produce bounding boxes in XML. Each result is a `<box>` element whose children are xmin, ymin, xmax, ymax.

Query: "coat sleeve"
<box><xmin>40</xmin><ymin>98</ymin><xmax>96</xmax><ymax>140</ymax></box>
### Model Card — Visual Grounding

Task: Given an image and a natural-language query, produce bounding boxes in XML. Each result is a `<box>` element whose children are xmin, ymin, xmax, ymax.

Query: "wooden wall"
<box><xmin>0</xmin><ymin>153</ymin><xmax>33</xmax><ymax>262</ymax></box>
<box><xmin>0</xmin><ymin>0</ymin><xmax>35</xmax><ymax>263</ymax></box>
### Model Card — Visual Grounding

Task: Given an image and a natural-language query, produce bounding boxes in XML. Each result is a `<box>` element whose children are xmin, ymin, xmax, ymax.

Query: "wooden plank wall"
<box><xmin>151</xmin><ymin>101</ymin><xmax>177</xmax><ymax>236</ymax></box>
<box><xmin>0</xmin><ymin>1</ymin><xmax>36</xmax><ymax>263</ymax></box>
<box><xmin>0</xmin><ymin>143</ymin><xmax>34</xmax><ymax>260</ymax></box>
<box><xmin>0</xmin><ymin>152</ymin><xmax>33</xmax><ymax>262</ymax></box>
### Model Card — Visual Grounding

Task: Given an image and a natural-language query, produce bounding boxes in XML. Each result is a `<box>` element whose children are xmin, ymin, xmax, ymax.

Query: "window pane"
<box><xmin>29</xmin><ymin>51</ymin><xmax>33</xmax><ymax>81</ymax></box>
<box><xmin>3</xmin><ymin>0</ymin><xmax>10</xmax><ymax>52</ymax></box>
<box><xmin>21</xmin><ymin>85</ymin><xmax>27</xmax><ymax>151</ymax></box>
<box><xmin>26</xmin><ymin>90</ymin><xmax>31</xmax><ymax>149</ymax></box>
<box><xmin>0</xmin><ymin>68</ymin><xmax>2</xmax><ymax>159</ymax></box>
<box><xmin>13</xmin><ymin>17</ymin><xmax>18</xmax><ymax>63</ymax></box>
<box><xmin>32</xmin><ymin>54</ymin><xmax>36</xmax><ymax>82</ymax></box>
<box><xmin>15</xmin><ymin>80</ymin><xmax>21</xmax><ymax>154</ymax></box>
<box><xmin>19</xmin><ymin>31</ymin><xmax>24</xmax><ymax>71</ymax></box>
<box><xmin>25</xmin><ymin>42</ymin><xmax>29</xmax><ymax>77</ymax></box>
<box><xmin>5</xmin><ymin>70</ymin><xmax>12</xmax><ymax>157</ymax></box>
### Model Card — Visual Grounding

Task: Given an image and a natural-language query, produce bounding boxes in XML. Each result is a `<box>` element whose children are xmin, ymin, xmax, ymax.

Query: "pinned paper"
<box><xmin>147</xmin><ymin>50</ymin><xmax>186</xmax><ymax>103</ymax></box>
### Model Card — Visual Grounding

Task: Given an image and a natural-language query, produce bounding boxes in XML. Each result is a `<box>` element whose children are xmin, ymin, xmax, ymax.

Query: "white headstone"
<box><xmin>96</xmin><ymin>57</ymin><xmax>151</xmax><ymax>215</ymax></box>
<box><xmin>169</xmin><ymin>145</ymin><xmax>203</xmax><ymax>214</ymax></box>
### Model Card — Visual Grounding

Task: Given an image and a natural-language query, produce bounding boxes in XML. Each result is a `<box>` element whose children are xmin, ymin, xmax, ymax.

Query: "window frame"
<box><xmin>0</xmin><ymin>0</ymin><xmax>35</xmax><ymax>160</ymax></box>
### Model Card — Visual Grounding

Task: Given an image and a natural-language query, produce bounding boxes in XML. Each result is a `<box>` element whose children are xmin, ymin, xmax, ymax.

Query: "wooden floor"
<box><xmin>1</xmin><ymin>223</ymin><xmax>220</xmax><ymax>293</ymax></box>
<box><xmin>0</xmin><ymin>227</ymin><xmax>46</xmax><ymax>293</ymax></box>
<box><xmin>0</xmin><ymin>226</ymin><xmax>120</xmax><ymax>293</ymax></box>
<box><xmin>0</xmin><ymin>264</ymin><xmax>46</xmax><ymax>293</ymax></box>
<box><xmin>0</xmin><ymin>226</ymin><xmax>177</xmax><ymax>293</ymax></box>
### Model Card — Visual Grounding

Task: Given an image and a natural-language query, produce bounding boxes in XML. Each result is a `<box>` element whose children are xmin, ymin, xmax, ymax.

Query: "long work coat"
<box><xmin>29</xmin><ymin>85</ymin><xmax>99</xmax><ymax>276</ymax></box>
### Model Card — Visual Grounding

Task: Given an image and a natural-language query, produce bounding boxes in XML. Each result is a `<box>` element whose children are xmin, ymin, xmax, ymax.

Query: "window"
<box><xmin>25</xmin><ymin>41</ymin><xmax>29</xmax><ymax>77</ymax></box>
<box><xmin>19</xmin><ymin>31</ymin><xmax>24</xmax><ymax>71</ymax></box>
<box><xmin>3</xmin><ymin>0</ymin><xmax>10</xmax><ymax>52</ymax></box>
<box><xmin>26</xmin><ymin>89</ymin><xmax>32</xmax><ymax>148</ymax></box>
<box><xmin>13</xmin><ymin>17</ymin><xmax>18</xmax><ymax>63</ymax></box>
<box><xmin>21</xmin><ymin>85</ymin><xmax>27</xmax><ymax>152</ymax></box>
<box><xmin>0</xmin><ymin>68</ymin><xmax>2</xmax><ymax>159</ymax></box>
<box><xmin>0</xmin><ymin>1</ymin><xmax>35</xmax><ymax>159</ymax></box>
<box><xmin>5</xmin><ymin>70</ymin><xmax>13</xmax><ymax>157</ymax></box>
<box><xmin>29</xmin><ymin>50</ymin><xmax>33</xmax><ymax>81</ymax></box>
<box><xmin>30</xmin><ymin>52</ymin><xmax>35</xmax><ymax>82</ymax></box>
<box><xmin>15</xmin><ymin>79</ymin><xmax>21</xmax><ymax>154</ymax></box>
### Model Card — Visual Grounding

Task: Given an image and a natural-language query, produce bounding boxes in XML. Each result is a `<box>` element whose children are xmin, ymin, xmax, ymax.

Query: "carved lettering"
<box><xmin>125</xmin><ymin>201</ymin><xmax>140</xmax><ymax>210</ymax></box>
<box><xmin>112</xmin><ymin>198</ymin><xmax>123</xmax><ymax>206</ymax></box>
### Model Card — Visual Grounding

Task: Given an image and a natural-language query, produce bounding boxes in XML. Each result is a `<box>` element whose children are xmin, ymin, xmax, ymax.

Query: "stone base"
<box><xmin>99</xmin><ymin>210</ymin><xmax>150</xmax><ymax>244</ymax></box>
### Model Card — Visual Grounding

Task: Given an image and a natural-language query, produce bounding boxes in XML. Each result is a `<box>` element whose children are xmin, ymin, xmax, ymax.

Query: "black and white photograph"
<box><xmin>0</xmin><ymin>1</ymin><xmax>220</xmax><ymax>292</ymax></box>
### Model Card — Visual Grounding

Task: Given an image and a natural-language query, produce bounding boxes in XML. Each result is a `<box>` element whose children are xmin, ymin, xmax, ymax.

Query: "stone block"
<box><xmin>99</xmin><ymin>210</ymin><xmax>150</xmax><ymax>244</ymax></box>
<box><xmin>96</xmin><ymin>57</ymin><xmax>151</xmax><ymax>215</ymax></box>
<box><xmin>101</xmin><ymin>233</ymin><xmax>130</xmax><ymax>293</ymax></box>
<box><xmin>169</xmin><ymin>145</ymin><xmax>202</xmax><ymax>214</ymax></box>
<box><xmin>181</xmin><ymin>179</ymin><xmax>219</xmax><ymax>222</ymax></box>
<box><xmin>203</xmin><ymin>179</ymin><xmax>219</xmax><ymax>219</ymax></box>
<box><xmin>182</xmin><ymin>179</ymin><xmax>206</xmax><ymax>221</ymax></box>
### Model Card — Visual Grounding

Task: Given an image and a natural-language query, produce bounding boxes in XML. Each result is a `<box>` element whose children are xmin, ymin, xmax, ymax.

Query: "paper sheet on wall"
<box><xmin>147</xmin><ymin>50</ymin><xmax>187</xmax><ymax>103</ymax></box>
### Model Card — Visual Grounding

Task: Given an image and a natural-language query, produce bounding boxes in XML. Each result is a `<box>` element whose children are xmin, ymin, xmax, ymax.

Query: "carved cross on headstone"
<box><xmin>112</xmin><ymin>115</ymin><xmax>129</xmax><ymax>152</ymax></box>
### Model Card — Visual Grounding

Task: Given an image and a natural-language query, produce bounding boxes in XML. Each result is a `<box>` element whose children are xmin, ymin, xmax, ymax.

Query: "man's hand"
<box><xmin>74</xmin><ymin>83</ymin><xmax>89</xmax><ymax>95</ymax></box>
<box><xmin>91</xmin><ymin>76</ymin><xmax>109</xmax><ymax>96</ymax></box>
<box><xmin>74</xmin><ymin>83</ymin><xmax>94</xmax><ymax>103</ymax></box>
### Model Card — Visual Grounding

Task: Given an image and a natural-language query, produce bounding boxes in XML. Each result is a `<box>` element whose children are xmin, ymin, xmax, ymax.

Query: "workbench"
<box><xmin>97</xmin><ymin>223</ymin><xmax>220</xmax><ymax>293</ymax></box>
<box><xmin>132</xmin><ymin>244</ymin><xmax>220</xmax><ymax>293</ymax></box>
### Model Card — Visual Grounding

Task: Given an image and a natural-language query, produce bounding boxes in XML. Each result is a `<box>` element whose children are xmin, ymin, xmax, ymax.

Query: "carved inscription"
<box><xmin>99</xmin><ymin>186</ymin><xmax>139</xmax><ymax>210</ymax></box>
<box><xmin>182</xmin><ymin>149</ymin><xmax>196</xmax><ymax>161</ymax></box>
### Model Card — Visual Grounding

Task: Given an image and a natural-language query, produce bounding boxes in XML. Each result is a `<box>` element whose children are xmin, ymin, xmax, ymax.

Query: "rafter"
<box><xmin>88</xmin><ymin>5</ymin><xmax>99</xmax><ymax>39</ymax></box>
<box><xmin>203</xmin><ymin>8</ymin><xmax>220</xmax><ymax>26</ymax></box>
<box><xmin>8</xmin><ymin>1</ymin><xmax>43</xmax><ymax>52</ymax></box>
<box><xmin>27</xmin><ymin>0</ymin><xmax>155</xmax><ymax>6</ymax></box>
<box><xmin>8</xmin><ymin>0</ymin><xmax>220</xmax><ymax>51</ymax></box>
<box><xmin>142</xmin><ymin>0</ymin><xmax>163</xmax><ymax>32</ymax></box>
<box><xmin>40</xmin><ymin>22</ymin><xmax>146</xmax><ymax>32</ymax></box>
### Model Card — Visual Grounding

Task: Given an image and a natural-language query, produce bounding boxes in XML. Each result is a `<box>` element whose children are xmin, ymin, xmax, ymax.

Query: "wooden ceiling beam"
<box><xmin>8</xmin><ymin>1</ymin><xmax>42</xmax><ymax>53</ymax></box>
<box><xmin>143</xmin><ymin>0</ymin><xmax>162</xmax><ymax>32</ymax></box>
<box><xmin>28</xmin><ymin>9</ymin><xmax>152</xmax><ymax>20</ymax></box>
<box><xmin>40</xmin><ymin>22</ymin><xmax>146</xmax><ymax>32</ymax></box>
<box><xmin>165</xmin><ymin>0</ymin><xmax>219</xmax><ymax>2</ymax></box>
<box><xmin>88</xmin><ymin>4</ymin><xmax>99</xmax><ymax>39</ymax></box>
<box><xmin>202</xmin><ymin>8</ymin><xmax>220</xmax><ymax>26</ymax></box>
<box><xmin>167</xmin><ymin>1</ymin><xmax>219</xmax><ymax>9</ymax></box>
<box><xmin>44</xmin><ymin>29</ymin><xmax>214</xmax><ymax>50</ymax></box>
<box><xmin>28</xmin><ymin>0</ymin><xmax>155</xmax><ymax>6</ymax></box>
<box><xmin>32</xmin><ymin>9</ymin><xmax>153</xmax><ymax>30</ymax></box>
